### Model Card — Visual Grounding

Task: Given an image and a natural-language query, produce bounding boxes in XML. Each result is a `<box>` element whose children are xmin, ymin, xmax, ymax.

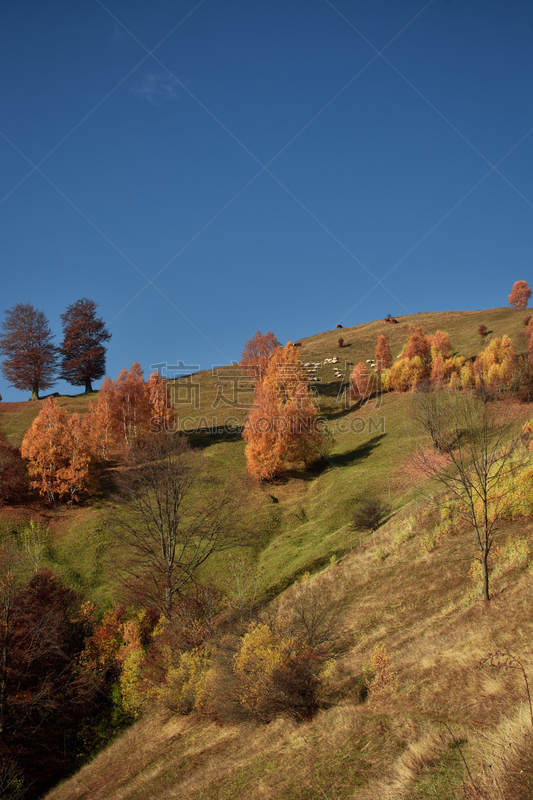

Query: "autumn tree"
<box><xmin>243</xmin><ymin>343</ymin><xmax>324</xmax><ymax>480</ymax></box>
<box><xmin>243</xmin><ymin>383</ymin><xmax>285</xmax><ymax>480</ymax></box>
<box><xmin>240</xmin><ymin>330</ymin><xmax>280</xmax><ymax>379</ymax></box>
<box><xmin>84</xmin><ymin>377</ymin><xmax>114</xmax><ymax>463</ymax></box>
<box><xmin>350</xmin><ymin>362</ymin><xmax>376</xmax><ymax>404</ymax></box>
<box><xmin>20</xmin><ymin>398</ymin><xmax>96</xmax><ymax>502</ymax></box>
<box><xmin>374</xmin><ymin>334</ymin><xmax>392</xmax><ymax>374</ymax></box>
<box><xmin>410</xmin><ymin>386</ymin><xmax>525</xmax><ymax>602</ymax></box>
<box><xmin>147</xmin><ymin>371</ymin><xmax>174</xmax><ymax>432</ymax></box>
<box><xmin>0</xmin><ymin>303</ymin><xmax>57</xmax><ymax>400</ymax></box>
<box><xmin>59</xmin><ymin>298</ymin><xmax>111</xmax><ymax>393</ymax></box>
<box><xmin>111</xmin><ymin>434</ymin><xmax>246</xmax><ymax>617</ymax></box>
<box><xmin>475</xmin><ymin>335</ymin><xmax>517</xmax><ymax>393</ymax></box>
<box><xmin>386</xmin><ymin>328</ymin><xmax>432</xmax><ymax>391</ymax></box>
<box><xmin>109</xmin><ymin>363</ymin><xmax>152</xmax><ymax>450</ymax></box>
<box><xmin>509</xmin><ymin>280</ymin><xmax>532</xmax><ymax>309</ymax></box>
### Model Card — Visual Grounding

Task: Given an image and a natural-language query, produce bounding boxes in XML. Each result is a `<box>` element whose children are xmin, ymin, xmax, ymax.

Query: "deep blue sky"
<box><xmin>1</xmin><ymin>0</ymin><xmax>532</xmax><ymax>400</ymax></box>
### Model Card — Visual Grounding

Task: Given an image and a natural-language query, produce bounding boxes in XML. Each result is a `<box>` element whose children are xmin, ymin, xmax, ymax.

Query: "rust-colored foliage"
<box><xmin>240</xmin><ymin>330</ymin><xmax>280</xmax><ymax>379</ymax></box>
<box><xmin>146</xmin><ymin>371</ymin><xmax>174</xmax><ymax>432</ymax></box>
<box><xmin>374</xmin><ymin>334</ymin><xmax>392</xmax><ymax>374</ymax></box>
<box><xmin>509</xmin><ymin>280</ymin><xmax>532</xmax><ymax>309</ymax></box>
<box><xmin>427</xmin><ymin>330</ymin><xmax>452</xmax><ymax>360</ymax></box>
<box><xmin>84</xmin><ymin>377</ymin><xmax>114</xmax><ymax>463</ymax></box>
<box><xmin>59</xmin><ymin>298</ymin><xmax>111</xmax><ymax>393</ymax></box>
<box><xmin>350</xmin><ymin>361</ymin><xmax>375</xmax><ymax>403</ymax></box>
<box><xmin>244</xmin><ymin>343</ymin><xmax>323</xmax><ymax>480</ymax></box>
<box><xmin>109</xmin><ymin>363</ymin><xmax>152</xmax><ymax>450</ymax></box>
<box><xmin>404</xmin><ymin>327</ymin><xmax>431</xmax><ymax>365</ymax></box>
<box><xmin>478</xmin><ymin>324</ymin><xmax>488</xmax><ymax>338</ymax></box>
<box><xmin>0</xmin><ymin>303</ymin><xmax>58</xmax><ymax>400</ymax></box>
<box><xmin>20</xmin><ymin>398</ymin><xmax>96</xmax><ymax>502</ymax></box>
<box><xmin>243</xmin><ymin>383</ymin><xmax>286</xmax><ymax>480</ymax></box>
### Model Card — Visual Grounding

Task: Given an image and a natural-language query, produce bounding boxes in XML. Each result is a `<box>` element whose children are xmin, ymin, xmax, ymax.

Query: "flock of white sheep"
<box><xmin>302</xmin><ymin>357</ymin><xmax>348</xmax><ymax>382</ymax></box>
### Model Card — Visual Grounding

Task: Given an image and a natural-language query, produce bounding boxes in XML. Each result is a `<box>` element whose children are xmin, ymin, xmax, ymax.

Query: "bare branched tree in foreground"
<box><xmin>111</xmin><ymin>435</ymin><xmax>247</xmax><ymax>617</ymax></box>
<box><xmin>410</xmin><ymin>387</ymin><xmax>526</xmax><ymax>602</ymax></box>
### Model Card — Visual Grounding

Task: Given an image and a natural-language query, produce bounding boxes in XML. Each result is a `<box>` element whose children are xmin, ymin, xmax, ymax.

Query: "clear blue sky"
<box><xmin>1</xmin><ymin>0</ymin><xmax>532</xmax><ymax>401</ymax></box>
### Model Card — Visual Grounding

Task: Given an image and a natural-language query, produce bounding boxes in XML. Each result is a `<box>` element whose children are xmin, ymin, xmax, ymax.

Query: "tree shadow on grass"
<box><xmin>320</xmin><ymin>433</ymin><xmax>386</xmax><ymax>471</ymax></box>
<box><xmin>186</xmin><ymin>426</ymin><xmax>244</xmax><ymax>449</ymax></box>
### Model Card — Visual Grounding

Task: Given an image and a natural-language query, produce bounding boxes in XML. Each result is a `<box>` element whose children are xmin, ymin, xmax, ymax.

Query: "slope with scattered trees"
<box><xmin>0</xmin><ymin>306</ymin><xmax>532</xmax><ymax>799</ymax></box>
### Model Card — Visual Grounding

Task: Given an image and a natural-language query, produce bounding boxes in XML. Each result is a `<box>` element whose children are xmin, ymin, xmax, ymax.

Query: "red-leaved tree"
<box><xmin>0</xmin><ymin>304</ymin><xmax>57</xmax><ymax>400</ymax></box>
<box><xmin>59</xmin><ymin>298</ymin><xmax>111</xmax><ymax>393</ymax></box>
<box><xmin>509</xmin><ymin>280</ymin><xmax>532</xmax><ymax>309</ymax></box>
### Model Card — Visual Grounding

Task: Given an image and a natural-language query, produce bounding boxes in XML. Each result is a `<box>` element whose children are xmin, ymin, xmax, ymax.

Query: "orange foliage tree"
<box><xmin>350</xmin><ymin>362</ymin><xmax>376</xmax><ymax>403</ymax></box>
<box><xmin>387</xmin><ymin>328</ymin><xmax>432</xmax><ymax>391</ymax></box>
<box><xmin>243</xmin><ymin>383</ymin><xmax>285</xmax><ymax>480</ymax></box>
<box><xmin>110</xmin><ymin>362</ymin><xmax>152</xmax><ymax>450</ymax></box>
<box><xmin>243</xmin><ymin>343</ymin><xmax>323</xmax><ymax>480</ymax></box>
<box><xmin>509</xmin><ymin>280</ymin><xmax>532</xmax><ymax>309</ymax></box>
<box><xmin>374</xmin><ymin>335</ymin><xmax>392</xmax><ymax>374</ymax></box>
<box><xmin>147</xmin><ymin>371</ymin><xmax>174</xmax><ymax>432</ymax></box>
<box><xmin>84</xmin><ymin>365</ymin><xmax>175</xmax><ymax>458</ymax></box>
<box><xmin>20</xmin><ymin>398</ymin><xmax>96</xmax><ymax>502</ymax></box>
<box><xmin>84</xmin><ymin>377</ymin><xmax>114</xmax><ymax>463</ymax></box>
<box><xmin>240</xmin><ymin>330</ymin><xmax>281</xmax><ymax>379</ymax></box>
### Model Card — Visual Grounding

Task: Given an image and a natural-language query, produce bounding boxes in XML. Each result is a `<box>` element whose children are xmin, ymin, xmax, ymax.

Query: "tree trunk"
<box><xmin>0</xmin><ymin>607</ymin><xmax>10</xmax><ymax>740</ymax></box>
<box><xmin>31</xmin><ymin>388</ymin><xmax>39</xmax><ymax>401</ymax></box>
<box><xmin>85</xmin><ymin>378</ymin><xmax>93</xmax><ymax>393</ymax></box>
<box><xmin>482</xmin><ymin>549</ymin><xmax>490</xmax><ymax>602</ymax></box>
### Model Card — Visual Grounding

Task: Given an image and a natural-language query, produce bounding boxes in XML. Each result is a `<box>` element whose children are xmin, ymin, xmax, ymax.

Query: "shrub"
<box><xmin>352</xmin><ymin>497</ymin><xmax>391</xmax><ymax>534</ymax></box>
<box><xmin>233</xmin><ymin>620</ymin><xmax>321</xmax><ymax>722</ymax></box>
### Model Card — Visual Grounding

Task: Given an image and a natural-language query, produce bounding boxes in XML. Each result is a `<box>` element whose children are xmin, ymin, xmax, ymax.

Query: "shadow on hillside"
<box><xmin>186</xmin><ymin>426</ymin><xmax>244</xmax><ymax>449</ymax></box>
<box><xmin>322</xmin><ymin>397</ymin><xmax>382</xmax><ymax>423</ymax></box>
<box><xmin>320</xmin><ymin>433</ymin><xmax>386</xmax><ymax>470</ymax></box>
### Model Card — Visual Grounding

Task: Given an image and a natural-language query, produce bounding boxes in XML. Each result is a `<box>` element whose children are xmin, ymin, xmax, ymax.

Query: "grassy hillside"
<box><xmin>1</xmin><ymin>307</ymin><xmax>532</xmax><ymax>798</ymax></box>
<box><xmin>45</xmin><ymin>509</ymin><xmax>533</xmax><ymax>800</ymax></box>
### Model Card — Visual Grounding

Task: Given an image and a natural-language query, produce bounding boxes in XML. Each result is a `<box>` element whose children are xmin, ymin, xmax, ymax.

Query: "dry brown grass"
<box><xmin>44</xmin><ymin>499</ymin><xmax>533</xmax><ymax>800</ymax></box>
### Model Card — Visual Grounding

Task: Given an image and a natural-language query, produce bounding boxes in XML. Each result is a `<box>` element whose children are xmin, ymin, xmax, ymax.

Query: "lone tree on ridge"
<box><xmin>509</xmin><ymin>281</ymin><xmax>532</xmax><ymax>309</ymax></box>
<box><xmin>59</xmin><ymin>298</ymin><xmax>111</xmax><ymax>393</ymax></box>
<box><xmin>0</xmin><ymin>303</ymin><xmax>57</xmax><ymax>400</ymax></box>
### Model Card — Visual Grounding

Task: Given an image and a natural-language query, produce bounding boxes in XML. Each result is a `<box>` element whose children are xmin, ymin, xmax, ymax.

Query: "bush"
<box><xmin>352</xmin><ymin>497</ymin><xmax>391</xmax><ymax>533</ymax></box>
<box><xmin>233</xmin><ymin>620</ymin><xmax>322</xmax><ymax>722</ymax></box>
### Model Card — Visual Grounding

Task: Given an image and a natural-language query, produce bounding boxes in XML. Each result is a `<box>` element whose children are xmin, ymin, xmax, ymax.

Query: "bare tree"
<box><xmin>111</xmin><ymin>434</ymin><xmax>248</xmax><ymax>617</ymax></box>
<box><xmin>410</xmin><ymin>387</ymin><xmax>526</xmax><ymax>602</ymax></box>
